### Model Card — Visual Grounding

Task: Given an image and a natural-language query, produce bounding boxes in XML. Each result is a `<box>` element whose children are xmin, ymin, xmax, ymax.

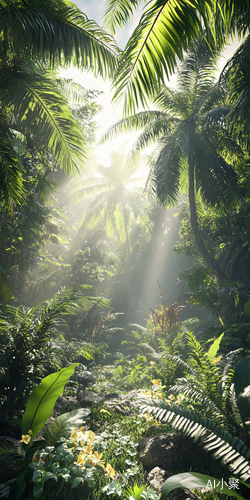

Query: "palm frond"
<box><xmin>0</xmin><ymin>0</ymin><xmax>119</xmax><ymax>78</ymax></box>
<box><xmin>112</xmin><ymin>0</ymin><xmax>213</xmax><ymax>115</ymax></box>
<box><xmin>0</xmin><ymin>62</ymin><xmax>86</xmax><ymax>173</ymax></box>
<box><xmin>139</xmin><ymin>398</ymin><xmax>250</xmax><ymax>480</ymax></box>
<box><xmin>221</xmin><ymin>34</ymin><xmax>250</xmax><ymax>146</ymax></box>
<box><xmin>193</xmin><ymin>132</ymin><xmax>240</xmax><ymax>208</ymax></box>
<box><xmin>0</xmin><ymin>127</ymin><xmax>26</xmax><ymax>209</ymax></box>
<box><xmin>56</xmin><ymin>78</ymin><xmax>92</xmax><ymax>106</ymax></box>
<box><xmin>148</xmin><ymin>134</ymin><xmax>182</xmax><ymax>206</ymax></box>
<box><xmin>103</xmin><ymin>0</ymin><xmax>145</xmax><ymax>34</ymax></box>
<box><xmin>130</xmin><ymin>117</ymin><xmax>171</xmax><ymax>158</ymax></box>
<box><xmin>99</xmin><ymin>111</ymin><xmax>165</xmax><ymax>144</ymax></box>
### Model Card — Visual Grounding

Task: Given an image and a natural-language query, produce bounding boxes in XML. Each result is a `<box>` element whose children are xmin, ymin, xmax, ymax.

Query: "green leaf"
<box><xmin>25</xmin><ymin>440</ymin><xmax>47</xmax><ymax>464</ymax></box>
<box><xmin>43</xmin><ymin>472</ymin><xmax>57</xmax><ymax>482</ymax></box>
<box><xmin>22</xmin><ymin>364</ymin><xmax>80</xmax><ymax>438</ymax></box>
<box><xmin>102</xmin><ymin>481</ymin><xmax>123</xmax><ymax>496</ymax></box>
<box><xmin>44</xmin><ymin>408</ymin><xmax>90</xmax><ymax>446</ymax></box>
<box><xmin>33</xmin><ymin>470</ymin><xmax>42</xmax><ymax>482</ymax></box>
<box><xmin>160</xmin><ymin>473</ymin><xmax>246</xmax><ymax>500</ymax></box>
<box><xmin>15</xmin><ymin>470</ymin><xmax>27</xmax><ymax>500</ymax></box>
<box><xmin>33</xmin><ymin>479</ymin><xmax>45</xmax><ymax>499</ymax></box>
<box><xmin>207</xmin><ymin>333</ymin><xmax>224</xmax><ymax>362</ymax></box>
<box><xmin>234</xmin><ymin>357</ymin><xmax>250</xmax><ymax>432</ymax></box>
<box><xmin>71</xmin><ymin>477</ymin><xmax>83</xmax><ymax>489</ymax></box>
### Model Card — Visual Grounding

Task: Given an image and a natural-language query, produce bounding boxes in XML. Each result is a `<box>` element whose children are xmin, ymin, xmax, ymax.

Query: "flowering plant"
<box><xmin>27</xmin><ymin>426</ymin><xmax>115</xmax><ymax>498</ymax></box>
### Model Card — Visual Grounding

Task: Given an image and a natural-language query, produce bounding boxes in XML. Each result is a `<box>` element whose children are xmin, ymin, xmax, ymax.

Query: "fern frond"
<box><xmin>163</xmin><ymin>354</ymin><xmax>197</xmax><ymax>376</ymax></box>
<box><xmin>139</xmin><ymin>398</ymin><xmax>250</xmax><ymax>480</ymax></box>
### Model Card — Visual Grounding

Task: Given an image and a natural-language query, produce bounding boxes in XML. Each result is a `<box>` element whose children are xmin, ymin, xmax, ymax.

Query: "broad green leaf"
<box><xmin>160</xmin><ymin>472</ymin><xmax>246</xmax><ymax>500</ymax></box>
<box><xmin>207</xmin><ymin>333</ymin><xmax>224</xmax><ymax>362</ymax></box>
<box><xmin>234</xmin><ymin>357</ymin><xmax>250</xmax><ymax>432</ymax></box>
<box><xmin>44</xmin><ymin>408</ymin><xmax>90</xmax><ymax>446</ymax></box>
<box><xmin>22</xmin><ymin>364</ymin><xmax>79</xmax><ymax>438</ymax></box>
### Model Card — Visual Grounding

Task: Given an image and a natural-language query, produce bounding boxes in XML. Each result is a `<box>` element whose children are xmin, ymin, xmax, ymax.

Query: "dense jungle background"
<box><xmin>1</xmin><ymin>1</ymin><xmax>250</xmax><ymax>500</ymax></box>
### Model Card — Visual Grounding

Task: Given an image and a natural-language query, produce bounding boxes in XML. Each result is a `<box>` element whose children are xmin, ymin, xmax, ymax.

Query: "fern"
<box><xmin>139</xmin><ymin>398</ymin><xmax>250</xmax><ymax>480</ymax></box>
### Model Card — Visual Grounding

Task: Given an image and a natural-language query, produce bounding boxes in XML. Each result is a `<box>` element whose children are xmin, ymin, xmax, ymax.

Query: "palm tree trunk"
<box><xmin>188</xmin><ymin>132</ymin><xmax>225</xmax><ymax>284</ymax></box>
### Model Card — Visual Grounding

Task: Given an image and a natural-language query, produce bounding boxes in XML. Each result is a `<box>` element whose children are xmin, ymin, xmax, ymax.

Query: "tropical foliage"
<box><xmin>138</xmin><ymin>349</ymin><xmax>250</xmax><ymax>481</ymax></box>
<box><xmin>1</xmin><ymin>1</ymin><xmax>250</xmax><ymax>500</ymax></box>
<box><xmin>0</xmin><ymin>0</ymin><xmax>119</xmax><ymax>209</ymax></box>
<box><xmin>0</xmin><ymin>286</ymin><xmax>107</xmax><ymax>419</ymax></box>
<box><xmin>101</xmin><ymin>39</ymin><xmax>247</xmax><ymax>287</ymax></box>
<box><xmin>104</xmin><ymin>0</ymin><xmax>250</xmax><ymax>114</ymax></box>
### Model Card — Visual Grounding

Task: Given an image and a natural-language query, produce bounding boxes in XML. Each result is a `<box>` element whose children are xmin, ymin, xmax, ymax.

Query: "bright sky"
<box><xmin>60</xmin><ymin>1</ymin><xmax>241</xmax><ymax>169</ymax></box>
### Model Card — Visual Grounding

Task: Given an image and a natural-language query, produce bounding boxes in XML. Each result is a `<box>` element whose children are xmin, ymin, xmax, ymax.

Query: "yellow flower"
<box><xmin>87</xmin><ymin>450</ymin><xmax>105</xmax><ymax>468</ymax></box>
<box><xmin>88</xmin><ymin>431</ymin><xmax>95</xmax><ymax>442</ymax></box>
<box><xmin>169</xmin><ymin>394</ymin><xmax>175</xmax><ymax>400</ymax></box>
<box><xmin>75</xmin><ymin>452</ymin><xmax>87</xmax><ymax>467</ymax></box>
<box><xmin>152</xmin><ymin>379</ymin><xmax>161</xmax><ymax>386</ymax></box>
<box><xmin>94</xmin><ymin>450</ymin><xmax>103</xmax><ymax>461</ymax></box>
<box><xmin>105</xmin><ymin>463</ymin><xmax>115</xmax><ymax>477</ymax></box>
<box><xmin>69</xmin><ymin>427</ymin><xmax>84</xmax><ymax>441</ymax></box>
<box><xmin>214</xmin><ymin>355</ymin><xmax>223</xmax><ymax>364</ymax></box>
<box><xmin>149</xmin><ymin>361</ymin><xmax>155</xmax><ymax>366</ymax></box>
<box><xmin>21</xmin><ymin>434</ymin><xmax>31</xmax><ymax>444</ymax></box>
<box><xmin>144</xmin><ymin>412</ymin><xmax>154</xmax><ymax>423</ymax></box>
<box><xmin>86</xmin><ymin>444</ymin><xmax>93</xmax><ymax>454</ymax></box>
<box><xmin>154</xmin><ymin>419</ymin><xmax>161</xmax><ymax>427</ymax></box>
<box><xmin>28</xmin><ymin>430</ymin><xmax>33</xmax><ymax>436</ymax></box>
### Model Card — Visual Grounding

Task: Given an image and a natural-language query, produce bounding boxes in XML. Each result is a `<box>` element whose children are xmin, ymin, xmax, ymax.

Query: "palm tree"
<box><xmin>0</xmin><ymin>0</ymin><xmax>119</xmax><ymax>210</ymax></box>
<box><xmin>73</xmin><ymin>150</ymin><xmax>150</xmax><ymax>322</ymax></box>
<box><xmin>73</xmin><ymin>150</ymin><xmax>145</xmax><ymax>280</ymax></box>
<box><xmin>103</xmin><ymin>0</ymin><xmax>250</xmax><ymax>115</ymax></box>
<box><xmin>100</xmin><ymin>41</ymin><xmax>243</xmax><ymax>285</ymax></box>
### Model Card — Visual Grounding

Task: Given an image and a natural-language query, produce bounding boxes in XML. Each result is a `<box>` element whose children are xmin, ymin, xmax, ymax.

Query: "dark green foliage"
<box><xmin>201</xmin><ymin>324</ymin><xmax>250</xmax><ymax>353</ymax></box>
<box><xmin>0</xmin><ymin>286</ymin><xmax>106</xmax><ymax>420</ymax></box>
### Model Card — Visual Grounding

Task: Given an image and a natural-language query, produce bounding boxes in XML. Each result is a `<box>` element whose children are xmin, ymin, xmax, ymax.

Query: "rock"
<box><xmin>76</xmin><ymin>371</ymin><xmax>95</xmax><ymax>386</ymax></box>
<box><xmin>104</xmin><ymin>393</ymin><xmax>120</xmax><ymax>400</ymax></box>
<box><xmin>77</xmin><ymin>390</ymin><xmax>104</xmax><ymax>404</ymax></box>
<box><xmin>54</xmin><ymin>395</ymin><xmax>80</xmax><ymax>412</ymax></box>
<box><xmin>146</xmin><ymin>467</ymin><xmax>202</xmax><ymax>500</ymax></box>
<box><xmin>138</xmin><ymin>433</ymin><xmax>205</xmax><ymax>472</ymax></box>
<box><xmin>146</xmin><ymin>467</ymin><xmax>172</xmax><ymax>491</ymax></box>
<box><xmin>105</xmin><ymin>401</ymin><xmax>131</xmax><ymax>416</ymax></box>
<box><xmin>77</xmin><ymin>390</ymin><xmax>122</xmax><ymax>406</ymax></box>
<box><xmin>160</xmin><ymin>487</ymin><xmax>202</xmax><ymax>500</ymax></box>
